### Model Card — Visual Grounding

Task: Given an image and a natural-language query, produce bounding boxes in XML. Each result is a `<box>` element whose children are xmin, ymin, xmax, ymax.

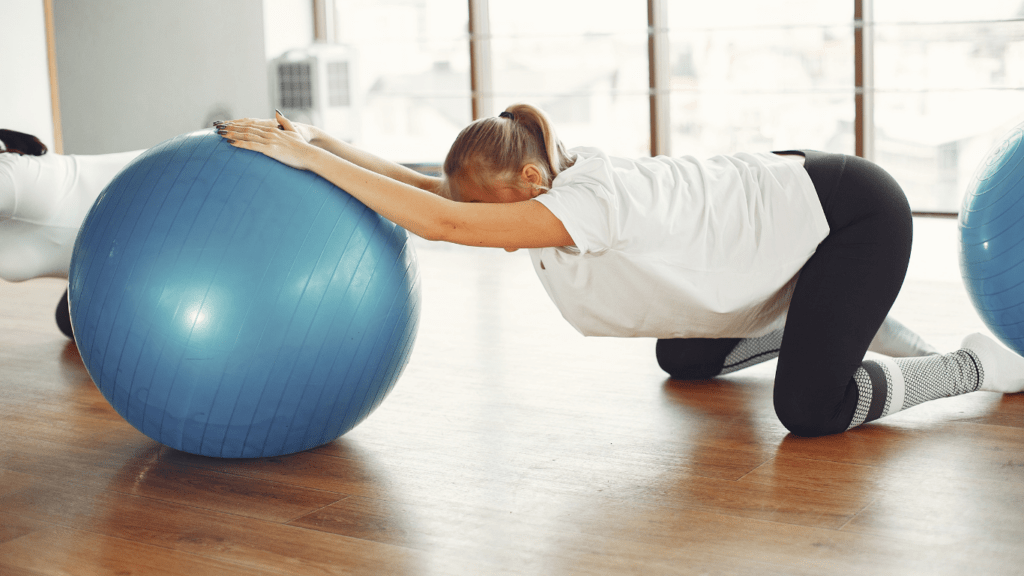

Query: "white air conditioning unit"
<box><xmin>269</xmin><ymin>44</ymin><xmax>360</xmax><ymax>143</ymax></box>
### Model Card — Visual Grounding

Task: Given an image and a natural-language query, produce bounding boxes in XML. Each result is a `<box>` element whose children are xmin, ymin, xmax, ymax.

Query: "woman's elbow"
<box><xmin>416</xmin><ymin>225</ymin><xmax>449</xmax><ymax>243</ymax></box>
<box><xmin>401</xmin><ymin>200</ymin><xmax>475</xmax><ymax>245</ymax></box>
<box><xmin>408</xmin><ymin>214</ymin><xmax>455</xmax><ymax>243</ymax></box>
<box><xmin>421</xmin><ymin>216</ymin><xmax>485</xmax><ymax>246</ymax></box>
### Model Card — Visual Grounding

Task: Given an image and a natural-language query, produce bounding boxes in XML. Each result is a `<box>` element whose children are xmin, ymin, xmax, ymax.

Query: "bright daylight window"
<box><xmin>873</xmin><ymin>1</ymin><xmax>1024</xmax><ymax>212</ymax></box>
<box><xmin>270</xmin><ymin>0</ymin><xmax>1024</xmax><ymax>213</ymax></box>
<box><xmin>666</xmin><ymin>1</ymin><xmax>854</xmax><ymax>158</ymax></box>
<box><xmin>488</xmin><ymin>1</ymin><xmax>651</xmax><ymax>157</ymax></box>
<box><xmin>323</xmin><ymin>0</ymin><xmax>471</xmax><ymax>165</ymax></box>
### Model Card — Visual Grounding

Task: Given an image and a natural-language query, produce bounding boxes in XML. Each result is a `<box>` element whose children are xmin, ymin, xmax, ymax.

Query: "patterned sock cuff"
<box><xmin>847</xmin><ymin>359</ymin><xmax>896</xmax><ymax>429</ymax></box>
<box><xmin>848</xmin><ymin>366</ymin><xmax>873</xmax><ymax>429</ymax></box>
<box><xmin>955</xmin><ymin>349</ymin><xmax>984</xmax><ymax>394</ymax></box>
<box><xmin>720</xmin><ymin>329</ymin><xmax>784</xmax><ymax>375</ymax></box>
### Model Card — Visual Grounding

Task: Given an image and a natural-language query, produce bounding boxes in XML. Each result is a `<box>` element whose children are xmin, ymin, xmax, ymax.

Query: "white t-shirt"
<box><xmin>530</xmin><ymin>147</ymin><xmax>830</xmax><ymax>339</ymax></box>
<box><xmin>0</xmin><ymin>150</ymin><xmax>143</xmax><ymax>282</ymax></box>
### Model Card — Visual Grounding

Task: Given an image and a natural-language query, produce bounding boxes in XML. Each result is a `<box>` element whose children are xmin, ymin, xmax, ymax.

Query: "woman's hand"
<box><xmin>215</xmin><ymin>111</ymin><xmax>321</xmax><ymax>171</ymax></box>
<box><xmin>216</xmin><ymin>111</ymin><xmax>320</xmax><ymax>144</ymax></box>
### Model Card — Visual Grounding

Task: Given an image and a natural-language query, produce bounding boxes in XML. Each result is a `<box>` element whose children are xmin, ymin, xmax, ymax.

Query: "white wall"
<box><xmin>52</xmin><ymin>0</ymin><xmax>270</xmax><ymax>154</ymax></box>
<box><xmin>0</xmin><ymin>0</ymin><xmax>56</xmax><ymax>150</ymax></box>
<box><xmin>263</xmin><ymin>0</ymin><xmax>314</xmax><ymax>60</ymax></box>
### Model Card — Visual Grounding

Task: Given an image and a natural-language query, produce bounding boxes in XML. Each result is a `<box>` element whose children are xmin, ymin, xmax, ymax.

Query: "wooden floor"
<box><xmin>1</xmin><ymin>217</ymin><xmax>1022</xmax><ymax>575</ymax></box>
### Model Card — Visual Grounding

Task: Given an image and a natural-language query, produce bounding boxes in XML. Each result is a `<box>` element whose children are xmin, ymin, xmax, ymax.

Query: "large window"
<box><xmin>873</xmin><ymin>2</ymin><xmax>1024</xmax><ymax>212</ymax></box>
<box><xmin>488</xmin><ymin>1</ymin><xmax>651</xmax><ymax>157</ymax></box>
<box><xmin>276</xmin><ymin>0</ymin><xmax>1024</xmax><ymax>213</ymax></box>
<box><xmin>666</xmin><ymin>1</ymin><xmax>854</xmax><ymax>157</ymax></box>
<box><xmin>306</xmin><ymin>0</ymin><xmax>472</xmax><ymax>164</ymax></box>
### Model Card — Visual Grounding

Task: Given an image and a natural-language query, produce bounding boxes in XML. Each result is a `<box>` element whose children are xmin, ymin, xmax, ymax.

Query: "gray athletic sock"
<box><xmin>720</xmin><ymin>329</ymin><xmax>784</xmax><ymax>375</ymax></box>
<box><xmin>847</xmin><ymin>350</ymin><xmax>983</xmax><ymax>429</ymax></box>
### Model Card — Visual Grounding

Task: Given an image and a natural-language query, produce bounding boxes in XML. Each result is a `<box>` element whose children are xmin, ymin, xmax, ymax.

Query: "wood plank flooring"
<box><xmin>1</xmin><ymin>217</ymin><xmax>1022</xmax><ymax>575</ymax></box>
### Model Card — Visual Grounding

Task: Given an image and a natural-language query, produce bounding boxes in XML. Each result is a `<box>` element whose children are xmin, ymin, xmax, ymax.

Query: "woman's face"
<box><xmin>449</xmin><ymin>164</ymin><xmax>546</xmax><ymax>204</ymax></box>
<box><xmin>452</xmin><ymin>177</ymin><xmax>532</xmax><ymax>204</ymax></box>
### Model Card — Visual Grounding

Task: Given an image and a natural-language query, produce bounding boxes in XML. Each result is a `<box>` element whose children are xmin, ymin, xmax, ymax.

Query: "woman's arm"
<box><xmin>225</xmin><ymin>116</ymin><xmax>444</xmax><ymax>196</ymax></box>
<box><xmin>311</xmin><ymin>128</ymin><xmax>444</xmax><ymax>196</ymax></box>
<box><xmin>219</xmin><ymin>115</ymin><xmax>573</xmax><ymax>250</ymax></box>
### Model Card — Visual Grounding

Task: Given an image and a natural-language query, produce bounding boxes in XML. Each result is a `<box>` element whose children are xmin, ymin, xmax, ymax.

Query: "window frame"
<box><xmin>462</xmin><ymin>0</ymin><xmax>1021</xmax><ymax>216</ymax></box>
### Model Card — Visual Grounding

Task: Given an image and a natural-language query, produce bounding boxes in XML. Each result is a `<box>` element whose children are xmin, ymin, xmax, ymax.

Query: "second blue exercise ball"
<box><xmin>959</xmin><ymin>121</ymin><xmax>1024</xmax><ymax>355</ymax></box>
<box><xmin>69</xmin><ymin>130</ymin><xmax>421</xmax><ymax>458</ymax></box>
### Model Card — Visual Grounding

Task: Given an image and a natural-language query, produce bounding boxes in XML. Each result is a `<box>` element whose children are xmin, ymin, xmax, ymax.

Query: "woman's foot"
<box><xmin>961</xmin><ymin>333</ymin><xmax>1024</xmax><ymax>393</ymax></box>
<box><xmin>869</xmin><ymin>315</ymin><xmax>938</xmax><ymax>357</ymax></box>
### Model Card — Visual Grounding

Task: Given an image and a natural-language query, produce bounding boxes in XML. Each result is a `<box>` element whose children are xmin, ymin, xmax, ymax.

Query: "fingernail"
<box><xmin>226</xmin><ymin>139</ymin><xmax>236</xmax><ymax>144</ymax></box>
<box><xmin>275</xmin><ymin>109</ymin><xmax>283</xmax><ymax>116</ymax></box>
<box><xmin>212</xmin><ymin>120</ymin><xmax>223</xmax><ymax>126</ymax></box>
<box><xmin>216</xmin><ymin>129</ymin><xmax>227</xmax><ymax>135</ymax></box>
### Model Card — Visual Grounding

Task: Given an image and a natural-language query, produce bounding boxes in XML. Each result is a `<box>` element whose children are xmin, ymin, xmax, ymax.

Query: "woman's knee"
<box><xmin>772</xmin><ymin>383</ymin><xmax>857</xmax><ymax>437</ymax></box>
<box><xmin>656</xmin><ymin>337</ymin><xmax>739</xmax><ymax>380</ymax></box>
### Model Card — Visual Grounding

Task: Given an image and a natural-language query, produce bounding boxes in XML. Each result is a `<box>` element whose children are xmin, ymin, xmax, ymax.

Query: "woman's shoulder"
<box><xmin>562</xmin><ymin>146</ymin><xmax>607</xmax><ymax>169</ymax></box>
<box><xmin>550</xmin><ymin>150</ymin><xmax>621</xmax><ymax>200</ymax></box>
<box><xmin>556</xmin><ymin>147</ymin><xmax>631</xmax><ymax>184</ymax></box>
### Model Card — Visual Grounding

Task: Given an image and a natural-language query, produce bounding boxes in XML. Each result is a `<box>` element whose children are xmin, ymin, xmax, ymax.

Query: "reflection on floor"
<box><xmin>1</xmin><ymin>216</ymin><xmax>1022</xmax><ymax>575</ymax></box>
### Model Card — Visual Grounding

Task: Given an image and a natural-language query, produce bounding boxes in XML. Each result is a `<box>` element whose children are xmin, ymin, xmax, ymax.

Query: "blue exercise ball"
<box><xmin>69</xmin><ymin>130</ymin><xmax>421</xmax><ymax>458</ymax></box>
<box><xmin>959</xmin><ymin>120</ymin><xmax>1024</xmax><ymax>355</ymax></box>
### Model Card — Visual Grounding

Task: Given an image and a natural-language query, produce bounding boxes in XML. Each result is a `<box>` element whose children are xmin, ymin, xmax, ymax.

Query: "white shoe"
<box><xmin>960</xmin><ymin>333</ymin><xmax>1024</xmax><ymax>393</ymax></box>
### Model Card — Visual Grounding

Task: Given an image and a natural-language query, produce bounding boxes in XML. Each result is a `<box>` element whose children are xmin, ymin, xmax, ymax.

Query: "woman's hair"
<box><xmin>0</xmin><ymin>129</ymin><xmax>48</xmax><ymax>156</ymax></box>
<box><xmin>441</xmin><ymin>103</ymin><xmax>574</xmax><ymax>200</ymax></box>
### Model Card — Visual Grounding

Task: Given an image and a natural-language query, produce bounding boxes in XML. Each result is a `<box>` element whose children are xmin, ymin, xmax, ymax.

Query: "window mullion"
<box><xmin>855</xmin><ymin>0</ymin><xmax>874</xmax><ymax>160</ymax></box>
<box><xmin>648</xmin><ymin>0</ymin><xmax>670</xmax><ymax>157</ymax></box>
<box><xmin>469</xmin><ymin>0</ymin><xmax>493</xmax><ymax>120</ymax></box>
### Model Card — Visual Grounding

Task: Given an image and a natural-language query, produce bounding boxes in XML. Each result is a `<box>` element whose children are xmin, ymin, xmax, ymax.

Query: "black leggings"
<box><xmin>656</xmin><ymin>151</ymin><xmax>913</xmax><ymax>437</ymax></box>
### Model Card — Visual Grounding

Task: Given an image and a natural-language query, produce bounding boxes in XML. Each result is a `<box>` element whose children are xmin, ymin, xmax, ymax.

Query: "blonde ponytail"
<box><xmin>442</xmin><ymin>103</ymin><xmax>575</xmax><ymax>199</ymax></box>
<box><xmin>503</xmin><ymin>103</ymin><xmax>575</xmax><ymax>177</ymax></box>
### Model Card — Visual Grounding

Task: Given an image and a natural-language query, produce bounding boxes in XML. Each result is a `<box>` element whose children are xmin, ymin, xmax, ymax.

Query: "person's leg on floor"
<box><xmin>772</xmin><ymin>152</ymin><xmax>913</xmax><ymax>436</ymax></box>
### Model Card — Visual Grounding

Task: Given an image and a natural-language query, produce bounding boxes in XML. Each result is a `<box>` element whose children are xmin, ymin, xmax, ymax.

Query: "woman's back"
<box><xmin>528</xmin><ymin>148</ymin><xmax>829</xmax><ymax>338</ymax></box>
